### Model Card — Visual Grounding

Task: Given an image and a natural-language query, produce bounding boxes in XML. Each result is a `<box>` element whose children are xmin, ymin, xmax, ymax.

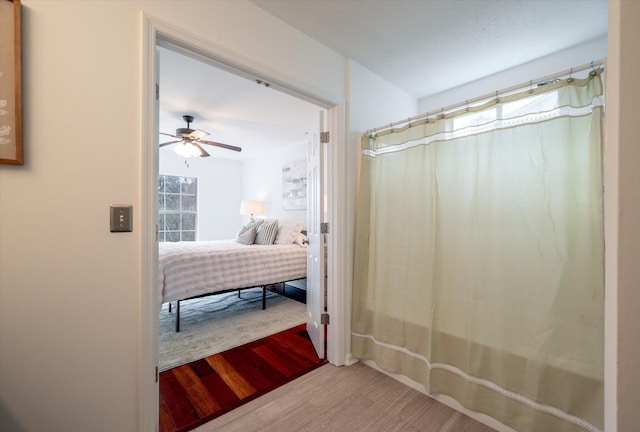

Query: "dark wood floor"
<box><xmin>159</xmin><ymin>324</ymin><xmax>324</xmax><ymax>432</ymax></box>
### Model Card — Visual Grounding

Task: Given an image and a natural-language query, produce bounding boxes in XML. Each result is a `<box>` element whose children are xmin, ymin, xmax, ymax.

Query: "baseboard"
<box><xmin>344</xmin><ymin>353</ymin><xmax>360</xmax><ymax>366</ymax></box>
<box><xmin>361</xmin><ymin>359</ymin><xmax>518</xmax><ymax>432</ymax></box>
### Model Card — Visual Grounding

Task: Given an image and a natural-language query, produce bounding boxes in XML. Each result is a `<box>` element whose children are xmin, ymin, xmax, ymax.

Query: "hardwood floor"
<box><xmin>159</xmin><ymin>324</ymin><xmax>325</xmax><ymax>432</ymax></box>
<box><xmin>194</xmin><ymin>362</ymin><xmax>497</xmax><ymax>432</ymax></box>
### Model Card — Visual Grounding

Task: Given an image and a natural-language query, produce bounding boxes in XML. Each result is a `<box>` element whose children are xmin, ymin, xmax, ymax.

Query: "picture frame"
<box><xmin>0</xmin><ymin>0</ymin><xmax>22</xmax><ymax>165</ymax></box>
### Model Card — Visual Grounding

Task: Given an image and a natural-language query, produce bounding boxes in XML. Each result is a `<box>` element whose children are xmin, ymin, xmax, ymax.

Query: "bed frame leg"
<box><xmin>168</xmin><ymin>302</ymin><xmax>172</xmax><ymax>313</ymax></box>
<box><xmin>175</xmin><ymin>300</ymin><xmax>181</xmax><ymax>332</ymax></box>
<box><xmin>238</xmin><ymin>289</ymin><xmax>241</xmax><ymax>299</ymax></box>
<box><xmin>262</xmin><ymin>286</ymin><xmax>266</xmax><ymax>310</ymax></box>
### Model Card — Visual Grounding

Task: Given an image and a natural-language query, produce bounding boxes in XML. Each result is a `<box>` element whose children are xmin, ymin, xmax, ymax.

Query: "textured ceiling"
<box><xmin>160</xmin><ymin>0</ymin><xmax>608</xmax><ymax>160</ymax></box>
<box><xmin>251</xmin><ymin>0</ymin><xmax>608</xmax><ymax>99</ymax></box>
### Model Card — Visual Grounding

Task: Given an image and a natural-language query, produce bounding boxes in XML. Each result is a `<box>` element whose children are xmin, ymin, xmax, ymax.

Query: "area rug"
<box><xmin>159</xmin><ymin>323</ymin><xmax>327</xmax><ymax>432</ymax></box>
<box><xmin>159</xmin><ymin>288</ymin><xmax>306</xmax><ymax>371</ymax></box>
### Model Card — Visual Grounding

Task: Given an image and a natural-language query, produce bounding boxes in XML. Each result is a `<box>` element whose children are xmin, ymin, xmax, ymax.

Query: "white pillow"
<box><xmin>274</xmin><ymin>220</ymin><xmax>304</xmax><ymax>245</ymax></box>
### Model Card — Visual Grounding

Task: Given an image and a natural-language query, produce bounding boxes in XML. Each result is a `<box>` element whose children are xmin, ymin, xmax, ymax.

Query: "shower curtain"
<box><xmin>352</xmin><ymin>72</ymin><xmax>604</xmax><ymax>432</ymax></box>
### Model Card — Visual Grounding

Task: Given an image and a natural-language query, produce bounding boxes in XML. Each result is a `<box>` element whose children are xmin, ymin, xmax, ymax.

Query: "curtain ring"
<box><xmin>589</xmin><ymin>61</ymin><xmax>597</xmax><ymax>77</ymax></box>
<box><xmin>390</xmin><ymin>122</ymin><xmax>394</xmax><ymax>132</ymax></box>
<box><xmin>567</xmin><ymin>67</ymin><xmax>574</xmax><ymax>83</ymax></box>
<box><xmin>528</xmin><ymin>80</ymin><xmax>533</xmax><ymax>94</ymax></box>
<box><xmin>495</xmin><ymin>90</ymin><xmax>500</xmax><ymax>103</ymax></box>
<box><xmin>407</xmin><ymin>117</ymin><xmax>412</xmax><ymax>128</ymax></box>
<box><xmin>465</xmin><ymin>100</ymin><xmax>469</xmax><ymax>112</ymax></box>
<box><xmin>438</xmin><ymin>108</ymin><xmax>445</xmax><ymax>119</ymax></box>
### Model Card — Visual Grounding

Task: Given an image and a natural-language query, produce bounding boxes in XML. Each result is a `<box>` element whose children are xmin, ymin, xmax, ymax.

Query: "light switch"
<box><xmin>110</xmin><ymin>205</ymin><xmax>133</xmax><ymax>232</ymax></box>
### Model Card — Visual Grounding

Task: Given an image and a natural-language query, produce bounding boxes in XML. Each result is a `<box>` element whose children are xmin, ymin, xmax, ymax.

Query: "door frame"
<box><xmin>141</xmin><ymin>13</ymin><xmax>348</xmax><ymax>432</ymax></box>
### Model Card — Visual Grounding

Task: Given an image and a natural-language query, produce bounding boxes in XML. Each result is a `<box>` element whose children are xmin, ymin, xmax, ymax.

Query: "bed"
<box><xmin>159</xmin><ymin>233</ymin><xmax>307</xmax><ymax>331</ymax></box>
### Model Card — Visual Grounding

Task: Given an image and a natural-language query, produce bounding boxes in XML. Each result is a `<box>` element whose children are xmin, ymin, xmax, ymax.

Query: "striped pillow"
<box><xmin>255</xmin><ymin>219</ymin><xmax>279</xmax><ymax>245</ymax></box>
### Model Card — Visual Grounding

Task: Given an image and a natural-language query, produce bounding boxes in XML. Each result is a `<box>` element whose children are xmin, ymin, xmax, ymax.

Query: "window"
<box><xmin>451</xmin><ymin>92</ymin><xmax>559</xmax><ymax>135</ymax></box>
<box><xmin>158</xmin><ymin>175</ymin><xmax>197</xmax><ymax>242</ymax></box>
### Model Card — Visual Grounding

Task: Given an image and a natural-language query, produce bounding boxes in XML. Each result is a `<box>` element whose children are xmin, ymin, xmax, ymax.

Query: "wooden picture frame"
<box><xmin>0</xmin><ymin>0</ymin><xmax>22</xmax><ymax>165</ymax></box>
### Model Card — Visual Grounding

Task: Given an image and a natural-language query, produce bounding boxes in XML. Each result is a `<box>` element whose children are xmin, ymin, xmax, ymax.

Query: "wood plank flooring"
<box><xmin>193</xmin><ymin>362</ymin><xmax>498</xmax><ymax>432</ymax></box>
<box><xmin>159</xmin><ymin>324</ymin><xmax>325</xmax><ymax>432</ymax></box>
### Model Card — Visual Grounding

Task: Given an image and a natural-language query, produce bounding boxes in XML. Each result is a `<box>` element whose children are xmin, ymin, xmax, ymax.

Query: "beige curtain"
<box><xmin>352</xmin><ymin>72</ymin><xmax>604</xmax><ymax>432</ymax></box>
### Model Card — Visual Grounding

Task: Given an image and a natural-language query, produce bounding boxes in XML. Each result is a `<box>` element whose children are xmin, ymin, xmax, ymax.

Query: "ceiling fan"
<box><xmin>160</xmin><ymin>115</ymin><xmax>242</xmax><ymax>158</ymax></box>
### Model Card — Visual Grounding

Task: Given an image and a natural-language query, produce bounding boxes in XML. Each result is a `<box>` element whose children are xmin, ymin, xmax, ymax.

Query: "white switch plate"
<box><xmin>110</xmin><ymin>205</ymin><xmax>133</xmax><ymax>232</ymax></box>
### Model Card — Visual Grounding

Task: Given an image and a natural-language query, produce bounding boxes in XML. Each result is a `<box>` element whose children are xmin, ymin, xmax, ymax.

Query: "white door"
<box><xmin>306</xmin><ymin>110</ymin><xmax>327</xmax><ymax>358</ymax></box>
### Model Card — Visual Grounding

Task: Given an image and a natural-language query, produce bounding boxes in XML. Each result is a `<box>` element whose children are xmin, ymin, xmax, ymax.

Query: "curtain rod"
<box><xmin>368</xmin><ymin>59</ymin><xmax>605</xmax><ymax>135</ymax></box>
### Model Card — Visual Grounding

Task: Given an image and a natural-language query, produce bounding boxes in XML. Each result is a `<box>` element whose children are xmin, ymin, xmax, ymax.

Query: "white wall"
<box><xmin>606</xmin><ymin>2</ymin><xmax>640</xmax><ymax>430</ymax></box>
<box><xmin>0</xmin><ymin>1</ymin><xmax>344</xmax><ymax>431</ymax></box>
<box><xmin>159</xmin><ymin>152</ymin><xmax>243</xmax><ymax>240</ymax></box>
<box><xmin>349</xmin><ymin>60</ymin><xmax>418</xmax><ymax>132</ymax></box>
<box><xmin>242</xmin><ymin>140</ymin><xmax>307</xmax><ymax>226</ymax></box>
<box><xmin>418</xmin><ymin>35</ymin><xmax>608</xmax><ymax>113</ymax></box>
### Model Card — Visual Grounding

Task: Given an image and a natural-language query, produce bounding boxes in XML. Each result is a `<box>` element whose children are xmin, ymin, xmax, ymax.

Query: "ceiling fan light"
<box><xmin>174</xmin><ymin>142</ymin><xmax>205</xmax><ymax>158</ymax></box>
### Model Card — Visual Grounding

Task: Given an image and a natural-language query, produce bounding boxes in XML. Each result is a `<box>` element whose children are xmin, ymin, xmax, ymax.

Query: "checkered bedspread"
<box><xmin>158</xmin><ymin>240</ymin><xmax>307</xmax><ymax>304</ymax></box>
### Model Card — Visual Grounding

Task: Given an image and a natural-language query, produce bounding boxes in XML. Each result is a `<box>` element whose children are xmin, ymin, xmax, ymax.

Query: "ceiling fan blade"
<box><xmin>192</xmin><ymin>142</ymin><xmax>210</xmax><ymax>157</ymax></box>
<box><xmin>159</xmin><ymin>140</ymin><xmax>183</xmax><ymax>147</ymax></box>
<box><xmin>188</xmin><ymin>129</ymin><xmax>209</xmax><ymax>140</ymax></box>
<box><xmin>160</xmin><ymin>132</ymin><xmax>180</xmax><ymax>139</ymax></box>
<box><xmin>199</xmin><ymin>139</ymin><xmax>242</xmax><ymax>152</ymax></box>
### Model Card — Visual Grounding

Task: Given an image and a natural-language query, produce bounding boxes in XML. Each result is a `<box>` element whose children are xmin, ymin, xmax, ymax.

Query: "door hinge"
<box><xmin>155</xmin><ymin>83</ymin><xmax>159</xmax><ymax>101</ymax></box>
<box><xmin>320</xmin><ymin>222</ymin><xmax>329</xmax><ymax>234</ymax></box>
<box><xmin>321</xmin><ymin>313</ymin><xmax>330</xmax><ymax>325</ymax></box>
<box><xmin>155</xmin><ymin>366</ymin><xmax>159</xmax><ymax>383</ymax></box>
<box><xmin>320</xmin><ymin>131</ymin><xmax>330</xmax><ymax>144</ymax></box>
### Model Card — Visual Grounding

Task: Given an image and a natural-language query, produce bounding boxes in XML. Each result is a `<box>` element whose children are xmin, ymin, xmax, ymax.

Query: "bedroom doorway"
<box><xmin>153</xmin><ymin>40</ymin><xmax>332</xmax><ymax>363</ymax></box>
<box><xmin>141</xmin><ymin>16</ymin><xmax>345</xmax><ymax>430</ymax></box>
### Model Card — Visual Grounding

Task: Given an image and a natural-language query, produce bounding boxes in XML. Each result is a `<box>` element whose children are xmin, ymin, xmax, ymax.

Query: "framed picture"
<box><xmin>282</xmin><ymin>159</ymin><xmax>307</xmax><ymax>210</ymax></box>
<box><xmin>0</xmin><ymin>0</ymin><xmax>22</xmax><ymax>165</ymax></box>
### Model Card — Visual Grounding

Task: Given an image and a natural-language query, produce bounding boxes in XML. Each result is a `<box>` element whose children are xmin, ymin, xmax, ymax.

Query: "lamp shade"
<box><xmin>240</xmin><ymin>200</ymin><xmax>264</xmax><ymax>216</ymax></box>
